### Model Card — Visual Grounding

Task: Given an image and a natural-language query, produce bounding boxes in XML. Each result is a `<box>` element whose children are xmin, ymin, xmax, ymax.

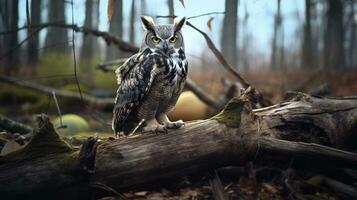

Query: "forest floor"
<box><xmin>1</xmin><ymin>69</ymin><xmax>357</xmax><ymax>199</ymax></box>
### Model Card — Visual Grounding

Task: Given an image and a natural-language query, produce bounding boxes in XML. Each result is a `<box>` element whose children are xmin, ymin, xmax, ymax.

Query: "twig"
<box><xmin>209</xmin><ymin>171</ymin><xmax>229</xmax><ymax>200</ymax></box>
<box><xmin>187</xmin><ymin>12</ymin><xmax>225</xmax><ymax>19</ymax></box>
<box><xmin>71</xmin><ymin>0</ymin><xmax>85</xmax><ymax>108</ymax></box>
<box><xmin>156</xmin><ymin>15</ymin><xmax>178</xmax><ymax>19</ymax></box>
<box><xmin>0</xmin><ymin>28</ymin><xmax>42</xmax><ymax>61</ymax></box>
<box><xmin>156</xmin><ymin>12</ymin><xmax>225</xmax><ymax>20</ymax></box>
<box><xmin>52</xmin><ymin>91</ymin><xmax>66</xmax><ymax>129</ymax></box>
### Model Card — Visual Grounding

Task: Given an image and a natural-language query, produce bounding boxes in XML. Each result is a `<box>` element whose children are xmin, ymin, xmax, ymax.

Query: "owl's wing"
<box><xmin>112</xmin><ymin>51</ymin><xmax>158</xmax><ymax>135</ymax></box>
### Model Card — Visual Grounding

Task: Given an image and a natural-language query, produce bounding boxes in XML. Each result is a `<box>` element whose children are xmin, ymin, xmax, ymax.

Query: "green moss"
<box><xmin>211</xmin><ymin>98</ymin><xmax>246</xmax><ymax>128</ymax></box>
<box><xmin>60</xmin><ymin>84</ymin><xmax>89</xmax><ymax>94</ymax></box>
<box><xmin>36</xmin><ymin>53</ymin><xmax>73</xmax><ymax>86</ymax></box>
<box><xmin>79</xmin><ymin>56</ymin><xmax>117</xmax><ymax>91</ymax></box>
<box><xmin>0</xmin><ymin>86</ymin><xmax>49</xmax><ymax>112</ymax></box>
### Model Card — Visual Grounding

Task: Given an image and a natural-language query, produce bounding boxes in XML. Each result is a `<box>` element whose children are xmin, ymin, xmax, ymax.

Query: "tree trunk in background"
<box><xmin>241</xmin><ymin>5</ymin><xmax>250</xmax><ymax>71</ymax></box>
<box><xmin>167</xmin><ymin>0</ymin><xmax>174</xmax><ymax>24</ymax></box>
<box><xmin>129</xmin><ymin>0</ymin><xmax>136</xmax><ymax>44</ymax></box>
<box><xmin>141</xmin><ymin>0</ymin><xmax>147</xmax><ymax>15</ymax></box>
<box><xmin>270</xmin><ymin>0</ymin><xmax>282</xmax><ymax>71</ymax></box>
<box><xmin>221</xmin><ymin>0</ymin><xmax>238</xmax><ymax>68</ymax></box>
<box><xmin>0</xmin><ymin>0</ymin><xmax>19</xmax><ymax>75</ymax></box>
<box><xmin>324</xmin><ymin>0</ymin><xmax>344</xmax><ymax>69</ymax></box>
<box><xmin>44</xmin><ymin>0</ymin><xmax>68</xmax><ymax>53</ymax></box>
<box><xmin>348</xmin><ymin>2</ymin><xmax>356</xmax><ymax>68</ymax></box>
<box><xmin>302</xmin><ymin>0</ymin><xmax>315</xmax><ymax>69</ymax></box>
<box><xmin>27</xmin><ymin>0</ymin><xmax>41</xmax><ymax>70</ymax></box>
<box><xmin>81</xmin><ymin>0</ymin><xmax>100</xmax><ymax>60</ymax></box>
<box><xmin>106</xmin><ymin>0</ymin><xmax>123</xmax><ymax>60</ymax></box>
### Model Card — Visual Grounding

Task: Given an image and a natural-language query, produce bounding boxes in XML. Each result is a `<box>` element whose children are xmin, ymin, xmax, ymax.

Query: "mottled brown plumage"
<box><xmin>112</xmin><ymin>16</ymin><xmax>187</xmax><ymax>136</ymax></box>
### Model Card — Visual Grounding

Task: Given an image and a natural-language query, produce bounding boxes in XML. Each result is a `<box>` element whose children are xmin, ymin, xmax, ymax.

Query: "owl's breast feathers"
<box><xmin>112</xmin><ymin>48</ymin><xmax>188</xmax><ymax>135</ymax></box>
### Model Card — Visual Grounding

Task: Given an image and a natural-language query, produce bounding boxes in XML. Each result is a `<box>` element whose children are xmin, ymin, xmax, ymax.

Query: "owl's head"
<box><xmin>140</xmin><ymin>16</ymin><xmax>186</xmax><ymax>55</ymax></box>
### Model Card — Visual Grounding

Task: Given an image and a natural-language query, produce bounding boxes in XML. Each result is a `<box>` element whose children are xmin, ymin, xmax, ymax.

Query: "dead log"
<box><xmin>0</xmin><ymin>93</ymin><xmax>357</xmax><ymax>199</ymax></box>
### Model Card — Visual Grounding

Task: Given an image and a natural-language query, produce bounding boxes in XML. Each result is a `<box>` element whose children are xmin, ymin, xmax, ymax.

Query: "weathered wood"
<box><xmin>0</xmin><ymin>114</ymin><xmax>32</xmax><ymax>134</ymax></box>
<box><xmin>0</xmin><ymin>93</ymin><xmax>357</xmax><ymax>199</ymax></box>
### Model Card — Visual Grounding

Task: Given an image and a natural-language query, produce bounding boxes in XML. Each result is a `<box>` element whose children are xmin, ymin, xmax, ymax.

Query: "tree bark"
<box><xmin>0</xmin><ymin>0</ymin><xmax>19</xmax><ymax>74</ymax></box>
<box><xmin>324</xmin><ymin>0</ymin><xmax>344</xmax><ymax>69</ymax></box>
<box><xmin>221</xmin><ymin>0</ymin><xmax>238</xmax><ymax>68</ymax></box>
<box><xmin>44</xmin><ymin>0</ymin><xmax>68</xmax><ymax>53</ymax></box>
<box><xmin>81</xmin><ymin>0</ymin><xmax>100</xmax><ymax>59</ymax></box>
<box><xmin>167</xmin><ymin>0</ymin><xmax>174</xmax><ymax>24</ymax></box>
<box><xmin>106</xmin><ymin>0</ymin><xmax>124</xmax><ymax>60</ymax></box>
<box><xmin>129</xmin><ymin>0</ymin><xmax>136</xmax><ymax>44</ymax></box>
<box><xmin>27</xmin><ymin>0</ymin><xmax>41</xmax><ymax>70</ymax></box>
<box><xmin>270</xmin><ymin>0</ymin><xmax>282</xmax><ymax>70</ymax></box>
<box><xmin>1</xmin><ymin>93</ymin><xmax>357</xmax><ymax>199</ymax></box>
<box><xmin>302</xmin><ymin>0</ymin><xmax>316</xmax><ymax>69</ymax></box>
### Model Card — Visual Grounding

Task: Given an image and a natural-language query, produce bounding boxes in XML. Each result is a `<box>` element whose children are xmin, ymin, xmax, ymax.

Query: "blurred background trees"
<box><xmin>0</xmin><ymin>0</ymin><xmax>356</xmax><ymax>115</ymax></box>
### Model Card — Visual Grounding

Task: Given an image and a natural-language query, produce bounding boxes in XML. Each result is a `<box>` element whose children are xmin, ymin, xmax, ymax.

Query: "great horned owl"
<box><xmin>112</xmin><ymin>16</ymin><xmax>188</xmax><ymax>136</ymax></box>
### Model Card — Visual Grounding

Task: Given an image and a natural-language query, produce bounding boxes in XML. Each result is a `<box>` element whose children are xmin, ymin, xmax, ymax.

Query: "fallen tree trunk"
<box><xmin>0</xmin><ymin>92</ymin><xmax>357</xmax><ymax>199</ymax></box>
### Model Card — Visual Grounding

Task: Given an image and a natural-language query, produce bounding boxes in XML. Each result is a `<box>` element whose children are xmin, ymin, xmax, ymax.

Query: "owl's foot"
<box><xmin>142</xmin><ymin>119</ymin><xmax>168</xmax><ymax>134</ymax></box>
<box><xmin>157</xmin><ymin>114</ymin><xmax>185</xmax><ymax>129</ymax></box>
<box><xmin>142</xmin><ymin>124</ymin><xmax>168</xmax><ymax>134</ymax></box>
<box><xmin>164</xmin><ymin>120</ymin><xmax>185</xmax><ymax>129</ymax></box>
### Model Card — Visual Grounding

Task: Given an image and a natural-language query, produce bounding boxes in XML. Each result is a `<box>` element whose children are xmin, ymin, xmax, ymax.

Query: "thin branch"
<box><xmin>0</xmin><ymin>28</ymin><xmax>42</xmax><ymax>61</ymax></box>
<box><xmin>70</xmin><ymin>0</ymin><xmax>85</xmax><ymax>108</ymax></box>
<box><xmin>52</xmin><ymin>91</ymin><xmax>66</xmax><ymax>129</ymax></box>
<box><xmin>187</xmin><ymin>12</ymin><xmax>225</xmax><ymax>19</ymax></box>
<box><xmin>156</xmin><ymin>15</ymin><xmax>177</xmax><ymax>19</ymax></box>
<box><xmin>185</xmin><ymin>21</ymin><xmax>250</xmax><ymax>88</ymax></box>
<box><xmin>185</xmin><ymin>79</ymin><xmax>221</xmax><ymax>109</ymax></box>
<box><xmin>0</xmin><ymin>23</ymin><xmax>139</xmax><ymax>53</ymax></box>
<box><xmin>156</xmin><ymin>12</ymin><xmax>225</xmax><ymax>20</ymax></box>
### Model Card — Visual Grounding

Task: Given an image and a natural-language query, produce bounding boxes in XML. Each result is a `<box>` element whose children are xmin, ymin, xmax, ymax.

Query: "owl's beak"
<box><xmin>162</xmin><ymin>42</ymin><xmax>169</xmax><ymax>54</ymax></box>
<box><xmin>157</xmin><ymin>41</ymin><xmax>174</xmax><ymax>55</ymax></box>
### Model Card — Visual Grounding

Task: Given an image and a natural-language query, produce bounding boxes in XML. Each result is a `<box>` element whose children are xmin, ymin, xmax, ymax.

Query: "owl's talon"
<box><xmin>165</xmin><ymin>120</ymin><xmax>185</xmax><ymax>129</ymax></box>
<box><xmin>142</xmin><ymin>124</ymin><xmax>167</xmax><ymax>134</ymax></box>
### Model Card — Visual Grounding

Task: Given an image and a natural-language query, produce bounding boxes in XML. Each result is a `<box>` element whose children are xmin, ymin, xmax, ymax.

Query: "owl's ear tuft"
<box><xmin>174</xmin><ymin>17</ymin><xmax>186</xmax><ymax>32</ymax></box>
<box><xmin>141</xmin><ymin>16</ymin><xmax>155</xmax><ymax>32</ymax></box>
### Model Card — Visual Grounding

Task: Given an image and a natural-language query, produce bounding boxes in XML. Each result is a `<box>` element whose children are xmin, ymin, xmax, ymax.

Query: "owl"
<box><xmin>112</xmin><ymin>16</ymin><xmax>188</xmax><ymax>136</ymax></box>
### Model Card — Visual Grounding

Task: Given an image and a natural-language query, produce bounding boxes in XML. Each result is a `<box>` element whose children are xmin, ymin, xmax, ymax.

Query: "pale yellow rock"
<box><xmin>169</xmin><ymin>91</ymin><xmax>208</xmax><ymax>121</ymax></box>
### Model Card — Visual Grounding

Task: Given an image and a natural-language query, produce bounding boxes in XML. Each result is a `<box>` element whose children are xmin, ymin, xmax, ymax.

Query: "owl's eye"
<box><xmin>169</xmin><ymin>36</ymin><xmax>177</xmax><ymax>43</ymax></box>
<box><xmin>151</xmin><ymin>36</ymin><xmax>160</xmax><ymax>44</ymax></box>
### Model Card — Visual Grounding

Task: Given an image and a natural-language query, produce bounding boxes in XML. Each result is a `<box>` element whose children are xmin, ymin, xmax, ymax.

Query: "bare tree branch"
<box><xmin>0</xmin><ymin>23</ymin><xmax>139</xmax><ymax>53</ymax></box>
<box><xmin>0</xmin><ymin>74</ymin><xmax>113</xmax><ymax>110</ymax></box>
<box><xmin>185</xmin><ymin>21</ymin><xmax>249</xmax><ymax>88</ymax></box>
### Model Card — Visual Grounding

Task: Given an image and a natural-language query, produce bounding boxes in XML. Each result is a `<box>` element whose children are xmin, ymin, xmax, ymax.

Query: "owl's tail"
<box><xmin>112</xmin><ymin>106</ymin><xmax>140</xmax><ymax>136</ymax></box>
<box><xmin>112</xmin><ymin>107</ymin><xmax>123</xmax><ymax>136</ymax></box>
